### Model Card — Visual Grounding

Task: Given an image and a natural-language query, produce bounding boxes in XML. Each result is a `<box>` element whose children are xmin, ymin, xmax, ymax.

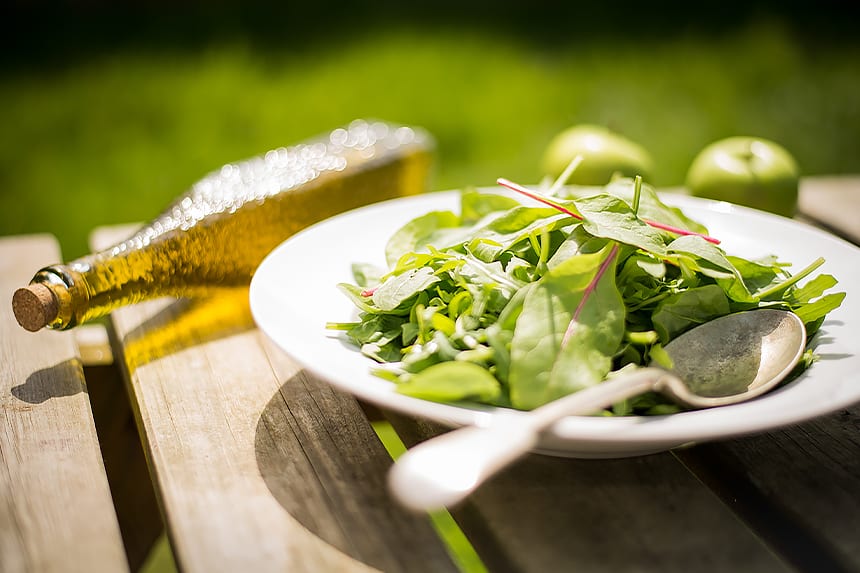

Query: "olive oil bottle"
<box><xmin>12</xmin><ymin>120</ymin><xmax>434</xmax><ymax>331</ymax></box>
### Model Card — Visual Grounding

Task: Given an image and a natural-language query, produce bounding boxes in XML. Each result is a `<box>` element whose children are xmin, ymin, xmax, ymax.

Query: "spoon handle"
<box><xmin>388</xmin><ymin>368</ymin><xmax>667</xmax><ymax>511</ymax></box>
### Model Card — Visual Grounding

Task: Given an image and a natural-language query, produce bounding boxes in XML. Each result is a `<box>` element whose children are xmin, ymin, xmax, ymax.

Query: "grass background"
<box><xmin>3</xmin><ymin>2</ymin><xmax>860</xmax><ymax>258</ymax></box>
<box><xmin>3</xmin><ymin>2</ymin><xmax>859</xmax><ymax>571</ymax></box>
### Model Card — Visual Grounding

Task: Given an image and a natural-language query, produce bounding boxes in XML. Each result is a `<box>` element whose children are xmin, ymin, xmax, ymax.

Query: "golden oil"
<box><xmin>13</xmin><ymin>120</ymin><xmax>434</xmax><ymax>331</ymax></box>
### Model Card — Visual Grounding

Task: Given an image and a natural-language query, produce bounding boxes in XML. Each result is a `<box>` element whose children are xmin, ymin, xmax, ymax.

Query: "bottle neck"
<box><xmin>30</xmin><ymin>265</ymin><xmax>90</xmax><ymax>330</ymax></box>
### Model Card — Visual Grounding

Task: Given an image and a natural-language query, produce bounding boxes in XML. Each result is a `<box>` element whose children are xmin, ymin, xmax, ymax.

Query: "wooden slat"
<box><xmin>85</xmin><ymin>357</ymin><xmax>164</xmax><ymax>571</ymax></box>
<box><xmin>91</xmin><ymin>227</ymin><xmax>456</xmax><ymax>573</ymax></box>
<box><xmin>676</xmin><ymin>411</ymin><xmax>860</xmax><ymax>573</ymax></box>
<box><xmin>677</xmin><ymin>183</ymin><xmax>860</xmax><ymax>572</ymax></box>
<box><xmin>799</xmin><ymin>176</ymin><xmax>860</xmax><ymax>244</ymax></box>
<box><xmin>0</xmin><ymin>235</ymin><xmax>128</xmax><ymax>573</ymax></box>
<box><xmin>387</xmin><ymin>414</ymin><xmax>787</xmax><ymax>573</ymax></box>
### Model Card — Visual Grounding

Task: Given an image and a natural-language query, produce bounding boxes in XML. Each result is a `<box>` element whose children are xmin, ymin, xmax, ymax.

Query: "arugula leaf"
<box><xmin>793</xmin><ymin>291</ymin><xmax>847</xmax><ymax>325</ymax></box>
<box><xmin>789</xmin><ymin>274</ymin><xmax>839</xmax><ymax>304</ymax></box>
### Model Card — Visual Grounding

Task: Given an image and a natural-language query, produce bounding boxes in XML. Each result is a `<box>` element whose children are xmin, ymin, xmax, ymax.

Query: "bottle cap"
<box><xmin>12</xmin><ymin>284</ymin><xmax>59</xmax><ymax>332</ymax></box>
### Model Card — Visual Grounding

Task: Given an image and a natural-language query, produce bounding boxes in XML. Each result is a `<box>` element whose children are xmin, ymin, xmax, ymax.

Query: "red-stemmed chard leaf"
<box><xmin>508</xmin><ymin>244</ymin><xmax>625</xmax><ymax>409</ymax></box>
<box><xmin>562</xmin><ymin>244</ymin><xmax>620</xmax><ymax>347</ymax></box>
<box><xmin>497</xmin><ymin>177</ymin><xmax>720</xmax><ymax>245</ymax></box>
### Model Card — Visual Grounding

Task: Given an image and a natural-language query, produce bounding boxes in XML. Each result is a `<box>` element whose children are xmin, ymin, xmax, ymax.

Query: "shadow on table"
<box><xmin>253</xmin><ymin>368</ymin><xmax>457</xmax><ymax>572</ymax></box>
<box><xmin>11</xmin><ymin>359</ymin><xmax>86</xmax><ymax>404</ymax></box>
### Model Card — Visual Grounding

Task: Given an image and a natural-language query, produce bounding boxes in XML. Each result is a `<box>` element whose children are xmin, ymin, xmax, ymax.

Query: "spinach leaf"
<box><xmin>574</xmin><ymin>194</ymin><xmax>668</xmax><ymax>256</ymax></box>
<box><xmin>351</xmin><ymin>262</ymin><xmax>387</xmax><ymax>289</ymax></box>
<box><xmin>372</xmin><ymin>267</ymin><xmax>441</xmax><ymax>312</ymax></box>
<box><xmin>467</xmin><ymin>207</ymin><xmax>569</xmax><ymax>253</ymax></box>
<box><xmin>668</xmin><ymin>235</ymin><xmax>741</xmax><ymax>287</ymax></box>
<box><xmin>716</xmin><ymin>256</ymin><xmax>781</xmax><ymax>302</ymax></box>
<box><xmin>668</xmin><ymin>235</ymin><xmax>736</xmax><ymax>275</ymax></box>
<box><xmin>396</xmin><ymin>361</ymin><xmax>501</xmax><ymax>402</ymax></box>
<box><xmin>385</xmin><ymin>210</ymin><xmax>461</xmax><ymax>266</ymax></box>
<box><xmin>509</xmin><ymin>246</ymin><xmax>625</xmax><ymax>409</ymax></box>
<box><xmin>652</xmin><ymin>284</ymin><xmax>730</xmax><ymax>342</ymax></box>
<box><xmin>461</xmin><ymin>188</ymin><xmax>521</xmax><ymax>224</ymax></box>
<box><xmin>337</xmin><ymin>283</ymin><xmax>380</xmax><ymax>314</ymax></box>
<box><xmin>602</xmin><ymin>178</ymin><xmax>709</xmax><ymax>235</ymax></box>
<box><xmin>546</xmin><ymin>226</ymin><xmax>608</xmax><ymax>270</ymax></box>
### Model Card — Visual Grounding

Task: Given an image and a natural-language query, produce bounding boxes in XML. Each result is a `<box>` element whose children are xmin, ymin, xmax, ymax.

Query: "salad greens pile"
<box><xmin>327</xmin><ymin>177</ymin><xmax>845</xmax><ymax>415</ymax></box>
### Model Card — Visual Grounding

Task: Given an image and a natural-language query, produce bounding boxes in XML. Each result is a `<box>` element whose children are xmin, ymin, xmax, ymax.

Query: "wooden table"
<box><xmin>3</xmin><ymin>177</ymin><xmax>859</xmax><ymax>573</ymax></box>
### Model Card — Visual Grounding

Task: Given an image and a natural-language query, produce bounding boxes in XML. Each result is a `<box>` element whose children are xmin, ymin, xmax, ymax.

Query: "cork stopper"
<box><xmin>12</xmin><ymin>284</ymin><xmax>59</xmax><ymax>332</ymax></box>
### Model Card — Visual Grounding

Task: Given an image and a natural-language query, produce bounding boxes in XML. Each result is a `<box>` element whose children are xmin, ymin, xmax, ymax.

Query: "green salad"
<box><xmin>327</xmin><ymin>176</ymin><xmax>845</xmax><ymax>415</ymax></box>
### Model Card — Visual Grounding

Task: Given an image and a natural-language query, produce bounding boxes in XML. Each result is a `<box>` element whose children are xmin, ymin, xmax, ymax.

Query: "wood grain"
<box><xmin>799</xmin><ymin>176</ymin><xmax>860</xmax><ymax>244</ymax></box>
<box><xmin>0</xmin><ymin>235</ymin><xmax>128</xmax><ymax>573</ymax></box>
<box><xmin>85</xmin><ymin>358</ymin><xmax>163</xmax><ymax>571</ymax></box>
<box><xmin>91</xmin><ymin>227</ymin><xmax>456</xmax><ymax>573</ymax></box>
<box><xmin>387</xmin><ymin>414</ymin><xmax>788</xmax><ymax>573</ymax></box>
<box><xmin>677</xmin><ymin>180</ymin><xmax>860</xmax><ymax>572</ymax></box>
<box><xmin>676</xmin><ymin>412</ymin><xmax>860</xmax><ymax>573</ymax></box>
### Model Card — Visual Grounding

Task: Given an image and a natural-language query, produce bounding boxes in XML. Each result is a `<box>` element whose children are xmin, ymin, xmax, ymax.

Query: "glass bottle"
<box><xmin>12</xmin><ymin>120</ymin><xmax>434</xmax><ymax>331</ymax></box>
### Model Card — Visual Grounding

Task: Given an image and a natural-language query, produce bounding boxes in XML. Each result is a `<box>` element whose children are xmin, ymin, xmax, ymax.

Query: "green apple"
<box><xmin>541</xmin><ymin>124</ymin><xmax>654</xmax><ymax>185</ymax></box>
<box><xmin>685</xmin><ymin>136</ymin><xmax>799</xmax><ymax>217</ymax></box>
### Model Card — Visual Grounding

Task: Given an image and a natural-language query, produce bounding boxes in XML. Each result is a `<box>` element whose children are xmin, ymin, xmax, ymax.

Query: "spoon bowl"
<box><xmin>389</xmin><ymin>309</ymin><xmax>806</xmax><ymax>512</ymax></box>
<box><xmin>656</xmin><ymin>308</ymin><xmax>807</xmax><ymax>408</ymax></box>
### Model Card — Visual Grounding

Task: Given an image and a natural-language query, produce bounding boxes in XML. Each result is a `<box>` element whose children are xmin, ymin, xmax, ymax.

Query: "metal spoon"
<box><xmin>388</xmin><ymin>309</ymin><xmax>806</xmax><ymax>511</ymax></box>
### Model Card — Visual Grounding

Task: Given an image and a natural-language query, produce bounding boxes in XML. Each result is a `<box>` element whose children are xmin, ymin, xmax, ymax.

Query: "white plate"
<box><xmin>250</xmin><ymin>190</ymin><xmax>860</xmax><ymax>457</ymax></box>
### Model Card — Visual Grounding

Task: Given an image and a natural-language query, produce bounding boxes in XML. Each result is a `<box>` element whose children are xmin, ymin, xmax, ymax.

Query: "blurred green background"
<box><xmin>3</xmin><ymin>1</ymin><xmax>859</xmax><ymax>259</ymax></box>
<box><xmin>3</xmin><ymin>3</ymin><xmax>858</xmax><ymax>571</ymax></box>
